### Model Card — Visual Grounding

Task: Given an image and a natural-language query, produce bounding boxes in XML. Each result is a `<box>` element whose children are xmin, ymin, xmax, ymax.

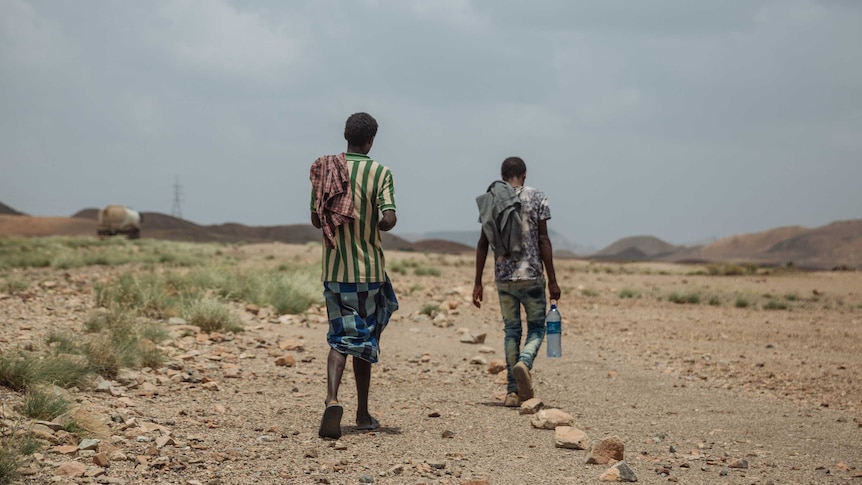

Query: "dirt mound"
<box><xmin>0</xmin><ymin>214</ymin><xmax>96</xmax><ymax>237</ymax></box>
<box><xmin>0</xmin><ymin>201</ymin><xmax>26</xmax><ymax>216</ymax></box>
<box><xmin>593</xmin><ymin>235</ymin><xmax>678</xmax><ymax>261</ymax></box>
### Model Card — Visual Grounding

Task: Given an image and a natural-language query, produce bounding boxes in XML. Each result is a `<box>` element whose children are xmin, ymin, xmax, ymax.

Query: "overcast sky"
<box><xmin>2</xmin><ymin>0</ymin><xmax>860</xmax><ymax>249</ymax></box>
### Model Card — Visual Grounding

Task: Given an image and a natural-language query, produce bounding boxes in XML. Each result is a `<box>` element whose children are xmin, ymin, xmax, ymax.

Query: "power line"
<box><xmin>171</xmin><ymin>177</ymin><xmax>183</xmax><ymax>219</ymax></box>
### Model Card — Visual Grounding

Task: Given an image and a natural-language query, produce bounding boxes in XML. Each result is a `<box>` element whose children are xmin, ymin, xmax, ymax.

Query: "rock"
<box><xmin>728</xmin><ymin>458</ymin><xmax>748</xmax><ymax>469</ymax></box>
<box><xmin>586</xmin><ymin>436</ymin><xmax>625</xmax><ymax>465</ymax></box>
<box><xmin>599</xmin><ymin>461</ymin><xmax>638</xmax><ymax>482</ymax></box>
<box><xmin>441</xmin><ymin>430</ymin><xmax>455</xmax><ymax>439</ymax></box>
<box><xmin>168</xmin><ymin>317</ymin><xmax>187</xmax><ymax>325</ymax></box>
<box><xmin>519</xmin><ymin>397</ymin><xmax>544</xmax><ymax>415</ymax></box>
<box><xmin>221</xmin><ymin>364</ymin><xmax>241</xmax><ymax>378</ymax></box>
<box><xmin>428</xmin><ymin>410</ymin><xmax>441</xmax><ymax>417</ymax></box>
<box><xmin>469</xmin><ymin>356</ymin><xmax>487</xmax><ymax>365</ymax></box>
<box><xmin>245</xmin><ymin>304</ymin><xmax>260</xmax><ymax>314</ymax></box>
<box><xmin>93</xmin><ymin>452</ymin><xmax>110</xmax><ymax>468</ymax></box>
<box><xmin>461</xmin><ymin>480</ymin><xmax>491</xmax><ymax>485</ymax></box>
<box><xmin>459</xmin><ymin>332</ymin><xmax>486</xmax><ymax>344</ymax></box>
<box><xmin>55</xmin><ymin>461</ymin><xmax>87</xmax><ymax>477</ymax></box>
<box><xmin>554</xmin><ymin>426</ymin><xmax>590</xmax><ymax>450</ymax></box>
<box><xmin>54</xmin><ymin>445</ymin><xmax>79</xmax><ymax>455</ymax></box>
<box><xmin>275</xmin><ymin>355</ymin><xmax>296</xmax><ymax>367</ymax></box>
<box><xmin>278</xmin><ymin>338</ymin><xmax>304</xmax><ymax>351</ymax></box>
<box><xmin>78</xmin><ymin>438</ymin><xmax>100</xmax><ymax>451</ymax></box>
<box><xmin>486</xmin><ymin>360</ymin><xmax>506</xmax><ymax>374</ymax></box>
<box><xmin>277</xmin><ymin>314</ymin><xmax>295</xmax><ymax>324</ymax></box>
<box><xmin>433</xmin><ymin>313</ymin><xmax>450</xmax><ymax>326</ymax></box>
<box><xmin>530</xmin><ymin>408</ymin><xmax>574</xmax><ymax>429</ymax></box>
<box><xmin>155</xmin><ymin>436</ymin><xmax>175</xmax><ymax>449</ymax></box>
<box><xmin>478</xmin><ymin>345</ymin><xmax>495</xmax><ymax>354</ymax></box>
<box><xmin>202</xmin><ymin>382</ymin><xmax>220</xmax><ymax>391</ymax></box>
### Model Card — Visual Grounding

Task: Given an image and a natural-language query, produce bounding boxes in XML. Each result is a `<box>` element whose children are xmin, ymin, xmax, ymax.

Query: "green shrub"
<box><xmin>0</xmin><ymin>277</ymin><xmax>28</xmax><ymax>293</ymax></box>
<box><xmin>414</xmin><ymin>266</ymin><xmax>441</xmax><ymax>277</ymax></box>
<box><xmin>0</xmin><ymin>353</ymin><xmax>90</xmax><ymax>392</ymax></box>
<box><xmin>388</xmin><ymin>259</ymin><xmax>418</xmax><ymax>275</ymax></box>
<box><xmin>618</xmin><ymin>289</ymin><xmax>639</xmax><ymax>299</ymax></box>
<box><xmin>735</xmin><ymin>297</ymin><xmax>750</xmax><ymax>308</ymax></box>
<box><xmin>260</xmin><ymin>269</ymin><xmax>320</xmax><ymax>315</ymax></box>
<box><xmin>419</xmin><ymin>303</ymin><xmax>440</xmax><ymax>317</ymax></box>
<box><xmin>669</xmin><ymin>292</ymin><xmax>700</xmax><ymax>304</ymax></box>
<box><xmin>764</xmin><ymin>301</ymin><xmax>788</xmax><ymax>310</ymax></box>
<box><xmin>0</xmin><ymin>434</ymin><xmax>41</xmax><ymax>485</ymax></box>
<box><xmin>784</xmin><ymin>293</ymin><xmax>798</xmax><ymax>301</ymax></box>
<box><xmin>705</xmin><ymin>262</ymin><xmax>758</xmax><ymax>276</ymax></box>
<box><xmin>580</xmin><ymin>288</ymin><xmax>599</xmax><ymax>297</ymax></box>
<box><xmin>183</xmin><ymin>299</ymin><xmax>242</xmax><ymax>334</ymax></box>
<box><xmin>21</xmin><ymin>388</ymin><xmax>72</xmax><ymax>421</ymax></box>
<box><xmin>708</xmin><ymin>296</ymin><xmax>721</xmax><ymax>306</ymax></box>
<box><xmin>82</xmin><ymin>311</ymin><xmax>168</xmax><ymax>376</ymax></box>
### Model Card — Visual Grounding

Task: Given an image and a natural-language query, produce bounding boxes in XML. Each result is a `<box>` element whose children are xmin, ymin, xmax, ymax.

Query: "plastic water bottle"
<box><xmin>546</xmin><ymin>303</ymin><xmax>562</xmax><ymax>358</ymax></box>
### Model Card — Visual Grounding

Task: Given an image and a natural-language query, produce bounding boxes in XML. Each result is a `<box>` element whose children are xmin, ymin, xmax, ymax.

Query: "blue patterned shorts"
<box><xmin>323</xmin><ymin>278</ymin><xmax>398</xmax><ymax>363</ymax></box>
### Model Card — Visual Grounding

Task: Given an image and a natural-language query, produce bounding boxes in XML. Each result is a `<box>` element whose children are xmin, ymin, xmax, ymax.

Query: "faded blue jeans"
<box><xmin>496</xmin><ymin>278</ymin><xmax>547</xmax><ymax>394</ymax></box>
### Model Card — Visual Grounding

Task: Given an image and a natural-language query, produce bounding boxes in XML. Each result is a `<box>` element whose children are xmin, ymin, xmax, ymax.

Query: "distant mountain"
<box><xmin>5</xmin><ymin>201</ymin><xmax>859</xmax><ymax>268</ymax></box>
<box><xmin>592</xmin><ymin>235</ymin><xmax>679</xmax><ymax>261</ymax></box>
<box><xmin>0</xmin><ymin>201</ymin><xmax>25</xmax><ymax>216</ymax></box>
<box><xmin>667</xmin><ymin>221</ymin><xmax>862</xmax><ymax>269</ymax></box>
<box><xmin>398</xmin><ymin>229</ymin><xmax>595</xmax><ymax>256</ymax></box>
<box><xmin>23</xmin><ymin>207</ymin><xmax>416</xmax><ymax>251</ymax></box>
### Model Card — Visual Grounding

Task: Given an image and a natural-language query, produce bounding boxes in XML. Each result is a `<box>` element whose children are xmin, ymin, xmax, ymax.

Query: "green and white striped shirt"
<box><xmin>310</xmin><ymin>152</ymin><xmax>396</xmax><ymax>283</ymax></box>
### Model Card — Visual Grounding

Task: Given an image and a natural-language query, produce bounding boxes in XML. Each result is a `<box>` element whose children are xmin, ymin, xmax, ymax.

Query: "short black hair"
<box><xmin>344</xmin><ymin>112</ymin><xmax>378</xmax><ymax>146</ymax></box>
<box><xmin>501</xmin><ymin>156</ymin><xmax>526</xmax><ymax>180</ymax></box>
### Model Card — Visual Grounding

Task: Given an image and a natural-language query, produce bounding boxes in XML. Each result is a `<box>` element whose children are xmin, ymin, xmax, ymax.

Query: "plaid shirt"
<box><xmin>310</xmin><ymin>153</ymin><xmax>355</xmax><ymax>248</ymax></box>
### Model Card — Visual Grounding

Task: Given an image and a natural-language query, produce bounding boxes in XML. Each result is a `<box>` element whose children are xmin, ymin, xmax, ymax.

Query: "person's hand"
<box><xmin>472</xmin><ymin>283</ymin><xmax>483</xmax><ymax>308</ymax></box>
<box><xmin>548</xmin><ymin>280</ymin><xmax>561</xmax><ymax>301</ymax></box>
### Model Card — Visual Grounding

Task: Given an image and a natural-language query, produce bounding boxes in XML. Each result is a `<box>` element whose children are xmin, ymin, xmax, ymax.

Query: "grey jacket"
<box><xmin>476</xmin><ymin>181</ymin><xmax>523</xmax><ymax>261</ymax></box>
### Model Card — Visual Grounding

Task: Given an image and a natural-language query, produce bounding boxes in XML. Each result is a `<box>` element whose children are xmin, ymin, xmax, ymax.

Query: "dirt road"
<box><xmin>1</xmin><ymin>243</ymin><xmax>860</xmax><ymax>484</ymax></box>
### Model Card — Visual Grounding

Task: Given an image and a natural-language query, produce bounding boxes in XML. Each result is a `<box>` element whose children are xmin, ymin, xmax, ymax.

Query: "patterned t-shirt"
<box><xmin>494</xmin><ymin>185</ymin><xmax>551</xmax><ymax>281</ymax></box>
<box><xmin>310</xmin><ymin>152</ymin><xmax>396</xmax><ymax>283</ymax></box>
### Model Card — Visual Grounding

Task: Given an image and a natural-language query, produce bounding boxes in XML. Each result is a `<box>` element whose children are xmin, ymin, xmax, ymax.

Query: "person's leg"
<box><xmin>496</xmin><ymin>281</ymin><xmax>523</xmax><ymax>395</ymax></box>
<box><xmin>353</xmin><ymin>356</ymin><xmax>377</xmax><ymax>428</ymax></box>
<box><xmin>519</xmin><ymin>279</ymin><xmax>547</xmax><ymax>369</ymax></box>
<box><xmin>320</xmin><ymin>347</ymin><xmax>347</xmax><ymax>439</ymax></box>
<box><xmin>326</xmin><ymin>348</ymin><xmax>347</xmax><ymax>405</ymax></box>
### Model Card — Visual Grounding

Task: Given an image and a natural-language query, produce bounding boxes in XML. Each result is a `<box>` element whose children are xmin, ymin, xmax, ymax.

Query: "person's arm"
<box><xmin>473</xmin><ymin>230</ymin><xmax>489</xmax><ymax>308</ymax></box>
<box><xmin>538</xmin><ymin>219</ymin><xmax>561</xmax><ymax>301</ymax></box>
<box><xmin>311</xmin><ymin>211</ymin><xmax>321</xmax><ymax>229</ymax></box>
<box><xmin>378</xmin><ymin>210</ymin><xmax>397</xmax><ymax>231</ymax></box>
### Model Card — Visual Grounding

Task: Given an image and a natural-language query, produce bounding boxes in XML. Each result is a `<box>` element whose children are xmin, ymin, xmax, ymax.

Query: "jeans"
<box><xmin>496</xmin><ymin>279</ymin><xmax>547</xmax><ymax>394</ymax></box>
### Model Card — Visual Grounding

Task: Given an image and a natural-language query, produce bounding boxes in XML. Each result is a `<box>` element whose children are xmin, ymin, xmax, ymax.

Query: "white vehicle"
<box><xmin>97</xmin><ymin>205</ymin><xmax>143</xmax><ymax>239</ymax></box>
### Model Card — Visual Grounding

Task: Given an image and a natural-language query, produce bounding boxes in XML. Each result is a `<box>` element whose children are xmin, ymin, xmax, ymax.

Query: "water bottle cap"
<box><xmin>550</xmin><ymin>303</ymin><xmax>557</xmax><ymax>310</ymax></box>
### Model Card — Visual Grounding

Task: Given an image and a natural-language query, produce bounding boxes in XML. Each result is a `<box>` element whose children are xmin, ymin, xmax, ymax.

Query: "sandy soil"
<box><xmin>1</xmin><ymin>242</ymin><xmax>860</xmax><ymax>484</ymax></box>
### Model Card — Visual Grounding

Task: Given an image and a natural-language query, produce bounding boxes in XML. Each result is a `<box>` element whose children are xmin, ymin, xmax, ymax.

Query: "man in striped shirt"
<box><xmin>310</xmin><ymin>112</ymin><xmax>399</xmax><ymax>439</ymax></box>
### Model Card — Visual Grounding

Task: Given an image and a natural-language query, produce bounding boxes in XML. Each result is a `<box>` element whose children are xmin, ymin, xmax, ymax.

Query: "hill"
<box><xmin>0</xmin><ymin>201</ymin><xmax>25</xmax><ymax>216</ymax></box>
<box><xmin>5</xmin><ymin>202</ymin><xmax>860</xmax><ymax>268</ymax></box>
<box><xmin>400</xmin><ymin>229</ymin><xmax>594</xmax><ymax>256</ymax></box>
<box><xmin>665</xmin><ymin>221</ymin><xmax>862</xmax><ymax>269</ymax></box>
<box><xmin>592</xmin><ymin>235</ymin><xmax>679</xmax><ymax>261</ymax></box>
<box><xmin>11</xmin><ymin>208</ymin><xmax>416</xmax><ymax>251</ymax></box>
